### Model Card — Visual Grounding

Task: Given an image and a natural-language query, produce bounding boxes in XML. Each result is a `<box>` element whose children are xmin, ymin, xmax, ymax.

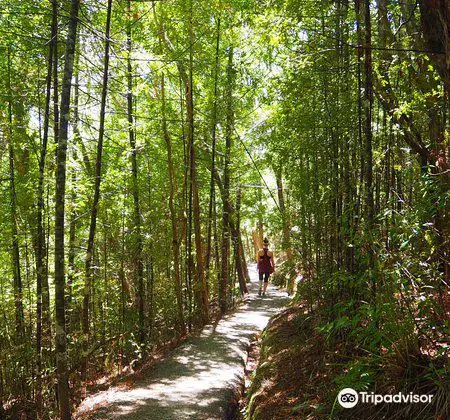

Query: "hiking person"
<box><xmin>256</xmin><ymin>237</ymin><xmax>275</xmax><ymax>296</ymax></box>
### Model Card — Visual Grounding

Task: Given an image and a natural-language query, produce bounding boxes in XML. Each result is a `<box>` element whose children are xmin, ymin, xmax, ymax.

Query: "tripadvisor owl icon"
<box><xmin>338</xmin><ymin>388</ymin><xmax>359</xmax><ymax>408</ymax></box>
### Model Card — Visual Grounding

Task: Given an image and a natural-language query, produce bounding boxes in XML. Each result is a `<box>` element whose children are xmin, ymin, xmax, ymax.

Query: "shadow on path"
<box><xmin>76</xmin><ymin>264</ymin><xmax>290</xmax><ymax>420</ymax></box>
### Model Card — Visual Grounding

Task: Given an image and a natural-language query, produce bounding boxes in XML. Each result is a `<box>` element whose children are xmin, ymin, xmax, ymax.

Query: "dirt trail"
<box><xmin>76</xmin><ymin>265</ymin><xmax>290</xmax><ymax>419</ymax></box>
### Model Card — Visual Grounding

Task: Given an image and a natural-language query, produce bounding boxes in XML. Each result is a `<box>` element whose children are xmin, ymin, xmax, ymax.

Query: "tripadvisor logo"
<box><xmin>337</xmin><ymin>388</ymin><xmax>434</xmax><ymax>408</ymax></box>
<box><xmin>338</xmin><ymin>388</ymin><xmax>359</xmax><ymax>408</ymax></box>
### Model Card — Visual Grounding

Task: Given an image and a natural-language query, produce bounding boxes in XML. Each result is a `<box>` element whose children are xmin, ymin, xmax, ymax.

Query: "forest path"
<box><xmin>76</xmin><ymin>264</ymin><xmax>290</xmax><ymax>420</ymax></box>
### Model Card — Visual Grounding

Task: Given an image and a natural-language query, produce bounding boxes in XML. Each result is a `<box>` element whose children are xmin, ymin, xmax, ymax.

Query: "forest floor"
<box><xmin>75</xmin><ymin>265</ymin><xmax>290</xmax><ymax>420</ymax></box>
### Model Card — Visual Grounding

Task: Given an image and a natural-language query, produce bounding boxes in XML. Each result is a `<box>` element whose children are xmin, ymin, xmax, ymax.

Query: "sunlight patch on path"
<box><xmin>76</xmin><ymin>264</ymin><xmax>290</xmax><ymax>420</ymax></box>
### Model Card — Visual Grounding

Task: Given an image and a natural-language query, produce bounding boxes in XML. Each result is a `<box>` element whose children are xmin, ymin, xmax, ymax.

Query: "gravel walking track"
<box><xmin>76</xmin><ymin>264</ymin><xmax>290</xmax><ymax>420</ymax></box>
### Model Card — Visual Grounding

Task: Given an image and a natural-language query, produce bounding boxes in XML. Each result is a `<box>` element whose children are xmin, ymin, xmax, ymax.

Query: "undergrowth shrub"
<box><xmin>290</xmin><ymin>174</ymin><xmax>449</xmax><ymax>419</ymax></box>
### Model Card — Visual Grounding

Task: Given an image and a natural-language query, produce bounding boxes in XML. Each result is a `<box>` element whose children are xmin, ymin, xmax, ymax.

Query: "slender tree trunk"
<box><xmin>213</xmin><ymin>171</ymin><xmax>248</xmax><ymax>295</ymax></box>
<box><xmin>119</xmin><ymin>209</ymin><xmax>126</xmax><ymax>369</ymax></box>
<box><xmin>35</xmin><ymin>2</ymin><xmax>57</xmax><ymax>415</ymax></box>
<box><xmin>341</xmin><ymin>0</ymin><xmax>355</xmax><ymax>273</ymax></box>
<box><xmin>67</xmin><ymin>49</ymin><xmax>81</xmax><ymax>328</ymax></box>
<box><xmin>144</xmin><ymin>153</ymin><xmax>155</xmax><ymax>339</ymax></box>
<box><xmin>234</xmin><ymin>187</ymin><xmax>248</xmax><ymax>295</ymax></box>
<box><xmin>220</xmin><ymin>183</ymin><xmax>230</xmax><ymax>312</ymax></box>
<box><xmin>43</xmin><ymin>182</ymin><xmax>52</xmax><ymax>335</ymax></box>
<box><xmin>81</xmin><ymin>0</ymin><xmax>112</xmax><ymax>391</ymax></box>
<box><xmin>161</xmin><ymin>73</ymin><xmax>186</xmax><ymax>335</ymax></box>
<box><xmin>219</xmin><ymin>46</ymin><xmax>235</xmax><ymax>313</ymax></box>
<box><xmin>42</xmin><ymin>0</ymin><xmax>59</xmax><ymax>353</ymax></box>
<box><xmin>363</xmin><ymin>0</ymin><xmax>374</xmax><ymax>225</ymax></box>
<box><xmin>53</xmin><ymin>1</ymin><xmax>59</xmax><ymax>147</ymax></box>
<box><xmin>67</xmin><ymin>166</ymin><xmax>76</xmax><ymax>317</ymax></box>
<box><xmin>186</xmin><ymin>0</ymin><xmax>209</xmax><ymax>323</ymax></box>
<box><xmin>363</xmin><ymin>1</ymin><xmax>375</xmax><ymax>302</ymax></box>
<box><xmin>205</xmin><ymin>16</ymin><xmax>221</xmax><ymax>289</ymax></box>
<box><xmin>0</xmin><ymin>353</ymin><xmax>3</xmax><ymax>419</ymax></box>
<box><xmin>54</xmin><ymin>0</ymin><xmax>80</xmax><ymax>418</ymax></box>
<box><xmin>213</xmin><ymin>194</ymin><xmax>220</xmax><ymax>279</ymax></box>
<box><xmin>354</xmin><ymin>0</ymin><xmax>364</xmax><ymax>225</ymax></box>
<box><xmin>181</xmin><ymin>76</ymin><xmax>193</xmax><ymax>331</ymax></box>
<box><xmin>126</xmin><ymin>0</ymin><xmax>145</xmax><ymax>344</ymax></box>
<box><xmin>7</xmin><ymin>48</ymin><xmax>24</xmax><ymax>340</ymax></box>
<box><xmin>187</xmin><ymin>143</ymin><xmax>194</xmax><ymax>329</ymax></box>
<box><xmin>237</xmin><ymin>233</ymin><xmax>250</xmax><ymax>284</ymax></box>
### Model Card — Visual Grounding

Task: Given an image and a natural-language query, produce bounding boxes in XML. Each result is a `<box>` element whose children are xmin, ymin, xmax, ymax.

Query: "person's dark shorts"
<box><xmin>259</xmin><ymin>271</ymin><xmax>270</xmax><ymax>283</ymax></box>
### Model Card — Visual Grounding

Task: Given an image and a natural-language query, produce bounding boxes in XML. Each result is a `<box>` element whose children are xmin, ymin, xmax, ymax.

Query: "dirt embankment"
<box><xmin>244</xmin><ymin>304</ymin><xmax>448</xmax><ymax>420</ymax></box>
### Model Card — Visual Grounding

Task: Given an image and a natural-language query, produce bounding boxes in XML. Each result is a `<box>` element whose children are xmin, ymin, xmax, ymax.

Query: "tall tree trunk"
<box><xmin>81</xmin><ymin>0</ymin><xmax>112</xmax><ymax>391</ymax></box>
<box><xmin>119</xmin><ymin>210</ymin><xmax>126</xmax><ymax>368</ymax></box>
<box><xmin>35</xmin><ymin>1</ymin><xmax>57</xmax><ymax>415</ymax></box>
<box><xmin>187</xmin><ymin>0</ymin><xmax>209</xmax><ymax>323</ymax></box>
<box><xmin>161</xmin><ymin>73</ymin><xmax>186</xmax><ymax>335</ymax></box>
<box><xmin>54</xmin><ymin>0</ymin><xmax>80</xmax><ymax>418</ymax></box>
<box><xmin>363</xmin><ymin>0</ymin><xmax>375</xmax><ymax>300</ymax></box>
<box><xmin>354</xmin><ymin>0</ymin><xmax>364</xmax><ymax>225</ymax></box>
<box><xmin>0</xmin><ymin>351</ymin><xmax>3</xmax><ymax>419</ymax></box>
<box><xmin>67</xmin><ymin>49</ymin><xmax>81</xmax><ymax>328</ymax></box>
<box><xmin>220</xmin><ymin>46</ymin><xmax>235</xmax><ymax>313</ymax></box>
<box><xmin>205</xmin><ymin>16</ymin><xmax>221</xmax><ymax>290</ymax></box>
<box><xmin>7</xmin><ymin>48</ymin><xmax>24</xmax><ymax>340</ymax></box>
<box><xmin>126</xmin><ymin>0</ymin><xmax>145</xmax><ymax>345</ymax></box>
<box><xmin>144</xmin><ymin>153</ymin><xmax>155</xmax><ymax>339</ymax></box>
<box><xmin>67</xmin><ymin>166</ymin><xmax>76</xmax><ymax>320</ymax></box>
<box><xmin>53</xmin><ymin>1</ymin><xmax>59</xmax><ymax>147</ymax></box>
<box><xmin>181</xmin><ymin>75</ymin><xmax>193</xmax><ymax>330</ymax></box>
